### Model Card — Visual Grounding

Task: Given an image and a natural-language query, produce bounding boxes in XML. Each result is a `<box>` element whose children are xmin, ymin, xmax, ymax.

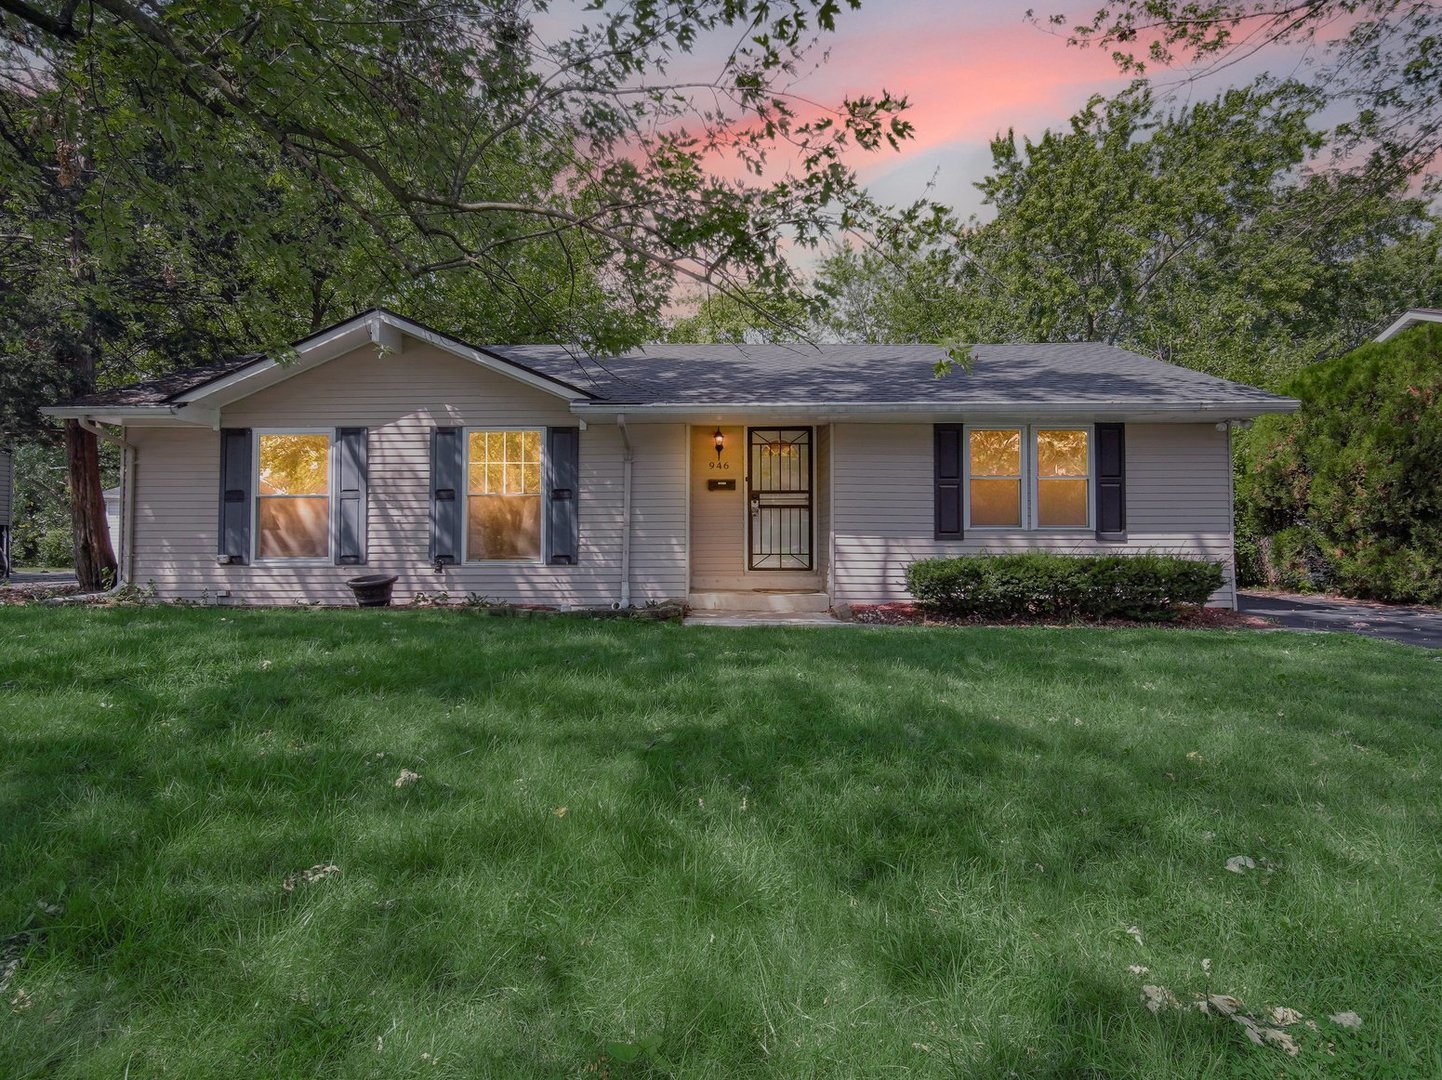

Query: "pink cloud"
<box><xmin>807</xmin><ymin>18</ymin><xmax>1132</xmax><ymax>162</ymax></box>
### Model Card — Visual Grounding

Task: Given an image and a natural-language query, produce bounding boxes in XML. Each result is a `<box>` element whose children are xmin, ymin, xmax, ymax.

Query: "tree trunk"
<box><xmin>65</xmin><ymin>418</ymin><xmax>117</xmax><ymax>590</ymax></box>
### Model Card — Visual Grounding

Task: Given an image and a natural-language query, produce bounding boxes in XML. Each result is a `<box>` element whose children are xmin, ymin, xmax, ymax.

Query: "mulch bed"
<box><xmin>0</xmin><ymin>581</ymin><xmax>84</xmax><ymax>606</ymax></box>
<box><xmin>846</xmin><ymin>602</ymin><xmax>1274</xmax><ymax>630</ymax></box>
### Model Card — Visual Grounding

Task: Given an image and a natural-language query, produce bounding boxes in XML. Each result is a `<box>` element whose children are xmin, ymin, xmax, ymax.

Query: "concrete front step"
<box><xmin>687</xmin><ymin>590</ymin><xmax>832</xmax><ymax>613</ymax></box>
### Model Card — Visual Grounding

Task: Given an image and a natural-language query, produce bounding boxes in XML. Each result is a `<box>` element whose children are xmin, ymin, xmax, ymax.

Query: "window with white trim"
<box><xmin>256</xmin><ymin>431</ymin><xmax>332</xmax><ymax>560</ymax></box>
<box><xmin>965</xmin><ymin>425</ymin><xmax>1091</xmax><ymax>530</ymax></box>
<box><xmin>967</xmin><ymin>428</ymin><xmax>1023</xmax><ymax>528</ymax></box>
<box><xmin>466</xmin><ymin>429</ymin><xmax>543</xmax><ymax>560</ymax></box>
<box><xmin>1034</xmin><ymin>428</ymin><xmax>1091</xmax><ymax>527</ymax></box>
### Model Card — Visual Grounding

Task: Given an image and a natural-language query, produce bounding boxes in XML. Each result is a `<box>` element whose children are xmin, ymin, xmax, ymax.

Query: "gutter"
<box><xmin>77</xmin><ymin>419</ymin><xmax>137</xmax><ymax>590</ymax></box>
<box><xmin>569</xmin><ymin>399</ymin><xmax>1302</xmax><ymax>420</ymax></box>
<box><xmin>616</xmin><ymin>413</ymin><xmax>634</xmax><ymax>610</ymax></box>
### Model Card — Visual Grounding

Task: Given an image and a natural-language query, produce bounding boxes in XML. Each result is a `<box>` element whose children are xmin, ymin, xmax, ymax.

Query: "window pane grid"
<box><xmin>467</xmin><ymin>430</ymin><xmax>543</xmax><ymax>561</ymax></box>
<box><xmin>469</xmin><ymin>430</ymin><xmax>541</xmax><ymax>496</ymax></box>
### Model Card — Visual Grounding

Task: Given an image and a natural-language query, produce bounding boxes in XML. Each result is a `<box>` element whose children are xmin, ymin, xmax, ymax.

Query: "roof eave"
<box><xmin>41</xmin><ymin>403</ymin><xmax>220</xmax><ymax>427</ymax></box>
<box><xmin>1375</xmin><ymin>308</ymin><xmax>1442</xmax><ymax>342</ymax></box>
<box><xmin>571</xmin><ymin>398</ymin><xmax>1301</xmax><ymax>421</ymax></box>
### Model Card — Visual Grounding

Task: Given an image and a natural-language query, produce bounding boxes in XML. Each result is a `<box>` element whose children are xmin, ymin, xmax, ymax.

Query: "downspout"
<box><xmin>1225</xmin><ymin>421</ymin><xmax>1237</xmax><ymax>611</ymax></box>
<box><xmin>78</xmin><ymin>418</ymin><xmax>136</xmax><ymax>589</ymax></box>
<box><xmin>616</xmin><ymin>413</ymin><xmax>634</xmax><ymax>610</ymax></box>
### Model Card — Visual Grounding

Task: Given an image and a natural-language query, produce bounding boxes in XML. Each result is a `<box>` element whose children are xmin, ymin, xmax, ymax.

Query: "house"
<box><xmin>43</xmin><ymin>309</ymin><xmax>1299</xmax><ymax>610</ymax></box>
<box><xmin>1376</xmin><ymin>307</ymin><xmax>1442</xmax><ymax>341</ymax></box>
<box><xmin>0</xmin><ymin>447</ymin><xmax>11</xmax><ymax>578</ymax></box>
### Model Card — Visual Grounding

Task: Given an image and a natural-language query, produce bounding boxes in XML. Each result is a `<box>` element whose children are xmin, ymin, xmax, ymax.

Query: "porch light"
<box><xmin>713</xmin><ymin>428</ymin><xmax>725</xmax><ymax>462</ymax></box>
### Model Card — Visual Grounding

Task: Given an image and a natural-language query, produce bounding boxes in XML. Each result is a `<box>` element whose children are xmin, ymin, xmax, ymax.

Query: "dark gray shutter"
<box><xmin>218</xmin><ymin>428</ymin><xmax>252</xmax><ymax>564</ymax></box>
<box><xmin>429</xmin><ymin>427</ymin><xmax>463</xmax><ymax>565</ymax></box>
<box><xmin>1095</xmin><ymin>423</ymin><xmax>1126</xmax><ymax>540</ymax></box>
<box><xmin>334</xmin><ymin>427</ymin><xmax>368</xmax><ymax>565</ymax></box>
<box><xmin>546</xmin><ymin>426</ymin><xmax>580</xmax><ymax>565</ymax></box>
<box><xmin>934</xmin><ymin>424</ymin><xmax>964</xmax><ymax>540</ymax></box>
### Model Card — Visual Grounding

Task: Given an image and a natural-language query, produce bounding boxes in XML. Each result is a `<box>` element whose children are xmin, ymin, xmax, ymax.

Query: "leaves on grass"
<box><xmin>1125</xmin><ymin>925</ymin><xmax>1145</xmax><ymax>946</ymax></box>
<box><xmin>1225</xmin><ymin>856</ymin><xmax>1256</xmax><ymax>873</ymax></box>
<box><xmin>1141</xmin><ymin>985</ymin><xmax>1180</xmax><ymax>1013</ymax></box>
<box><xmin>0</xmin><ymin>932</ymin><xmax>30</xmax><ymax>996</ymax></box>
<box><xmin>394</xmin><ymin>769</ymin><xmax>421</xmax><ymax>788</ymax></box>
<box><xmin>282</xmin><ymin>864</ymin><xmax>341</xmax><ymax>892</ymax></box>
<box><xmin>1127</xmin><ymin>964</ymin><xmax>1150</xmax><ymax>976</ymax></box>
<box><xmin>1145</xmin><ymin>985</ymin><xmax>1349</xmax><ymax>1058</ymax></box>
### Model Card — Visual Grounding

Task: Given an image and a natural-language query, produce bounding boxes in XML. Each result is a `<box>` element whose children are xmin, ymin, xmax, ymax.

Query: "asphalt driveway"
<box><xmin>1238</xmin><ymin>591</ymin><xmax>1442</xmax><ymax>650</ymax></box>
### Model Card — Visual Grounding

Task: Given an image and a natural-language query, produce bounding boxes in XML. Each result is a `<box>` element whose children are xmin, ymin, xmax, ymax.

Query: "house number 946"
<box><xmin>708</xmin><ymin>461</ymin><xmax>730</xmax><ymax>470</ymax></box>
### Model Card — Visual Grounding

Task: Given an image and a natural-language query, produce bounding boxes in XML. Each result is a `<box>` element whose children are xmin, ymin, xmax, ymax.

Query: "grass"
<box><xmin>1</xmin><ymin>608</ymin><xmax>1440</xmax><ymax>1078</ymax></box>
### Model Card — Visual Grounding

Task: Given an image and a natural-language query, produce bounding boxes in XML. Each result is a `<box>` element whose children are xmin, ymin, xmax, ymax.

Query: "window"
<box><xmin>965</xmin><ymin>425</ymin><xmax>1091</xmax><ymax>530</ymax></box>
<box><xmin>256</xmin><ymin>432</ymin><xmax>331</xmax><ymax>559</ymax></box>
<box><xmin>967</xmin><ymin>428</ymin><xmax>1023</xmax><ymax>527</ymax></box>
<box><xmin>1035</xmin><ymin>428</ymin><xmax>1090</xmax><ymax>527</ymax></box>
<box><xmin>467</xmin><ymin>430</ymin><xmax>542</xmax><ymax>560</ymax></box>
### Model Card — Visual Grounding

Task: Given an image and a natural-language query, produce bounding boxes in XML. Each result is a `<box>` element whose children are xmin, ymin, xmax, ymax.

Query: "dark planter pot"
<box><xmin>346</xmin><ymin>574</ymin><xmax>398</xmax><ymax>608</ymax></box>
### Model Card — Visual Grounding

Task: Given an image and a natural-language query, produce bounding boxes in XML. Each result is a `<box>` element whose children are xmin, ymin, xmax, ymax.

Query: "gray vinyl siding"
<box><xmin>830</xmin><ymin>422</ymin><xmax>1237</xmax><ymax>608</ymax></box>
<box><xmin>0</xmin><ymin>449</ymin><xmax>11</xmax><ymax>527</ymax></box>
<box><xmin>125</xmin><ymin>343</ymin><xmax>687</xmax><ymax>605</ymax></box>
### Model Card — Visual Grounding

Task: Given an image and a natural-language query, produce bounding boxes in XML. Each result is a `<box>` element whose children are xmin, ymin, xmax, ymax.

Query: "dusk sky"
<box><xmin>765</xmin><ymin>1</ymin><xmax>1319</xmax><ymax>218</ymax></box>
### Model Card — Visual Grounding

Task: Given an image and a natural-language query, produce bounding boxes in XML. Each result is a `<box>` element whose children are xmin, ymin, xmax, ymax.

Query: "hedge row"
<box><xmin>1235</xmin><ymin>322</ymin><xmax>1442</xmax><ymax>604</ymax></box>
<box><xmin>904</xmin><ymin>552</ymin><xmax>1223</xmax><ymax>621</ymax></box>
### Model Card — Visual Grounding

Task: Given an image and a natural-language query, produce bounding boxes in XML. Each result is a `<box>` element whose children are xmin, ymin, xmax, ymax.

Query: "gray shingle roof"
<box><xmin>482</xmin><ymin>341</ymin><xmax>1289</xmax><ymax>407</ymax></box>
<box><xmin>65</xmin><ymin>354</ymin><xmax>263</xmax><ymax>407</ymax></box>
<box><xmin>63</xmin><ymin>311</ymin><xmax>1290</xmax><ymax>410</ymax></box>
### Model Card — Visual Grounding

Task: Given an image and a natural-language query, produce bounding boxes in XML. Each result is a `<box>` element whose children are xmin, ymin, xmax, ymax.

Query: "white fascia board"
<box><xmin>1375</xmin><ymin>309</ymin><xmax>1442</xmax><ymax>342</ymax></box>
<box><xmin>172</xmin><ymin>322</ymin><xmax>373</xmax><ymax>407</ymax></box>
<box><xmin>569</xmin><ymin>398</ymin><xmax>1301</xmax><ymax>424</ymax></box>
<box><xmin>388</xmin><ymin>315</ymin><xmax>587</xmax><ymax>400</ymax></box>
<box><xmin>40</xmin><ymin>404</ymin><xmax>219</xmax><ymax>426</ymax></box>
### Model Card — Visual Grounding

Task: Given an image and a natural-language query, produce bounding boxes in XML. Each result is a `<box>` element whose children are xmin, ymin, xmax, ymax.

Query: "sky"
<box><xmin>751</xmin><ymin>1</ymin><xmax>1320</xmax><ymax>218</ymax></box>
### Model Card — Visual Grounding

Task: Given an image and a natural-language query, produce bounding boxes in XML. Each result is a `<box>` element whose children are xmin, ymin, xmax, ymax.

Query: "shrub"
<box><xmin>1235</xmin><ymin>322</ymin><xmax>1442</xmax><ymax>604</ymax></box>
<box><xmin>905</xmin><ymin>552</ymin><xmax>1223</xmax><ymax>621</ymax></box>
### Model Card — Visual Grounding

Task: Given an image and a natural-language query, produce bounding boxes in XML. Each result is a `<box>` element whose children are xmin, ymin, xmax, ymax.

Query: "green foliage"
<box><xmin>1063</xmin><ymin>2</ymin><xmax>1442</xmax><ymax>185</ymax></box>
<box><xmin>1236</xmin><ymin>323</ymin><xmax>1442</xmax><ymax>603</ymax></box>
<box><xmin>5</xmin><ymin>442</ymin><xmax>116</xmax><ymax>569</ymax></box>
<box><xmin>905</xmin><ymin>552</ymin><xmax>1223</xmax><ymax>621</ymax></box>
<box><xmin>818</xmin><ymin>80</ymin><xmax>1440</xmax><ymax>390</ymax></box>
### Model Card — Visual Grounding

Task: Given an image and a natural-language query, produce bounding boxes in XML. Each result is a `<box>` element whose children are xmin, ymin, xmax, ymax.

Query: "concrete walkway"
<box><xmin>1238</xmin><ymin>591</ymin><xmax>1442</xmax><ymax>650</ymax></box>
<box><xmin>3</xmin><ymin>571</ymin><xmax>78</xmax><ymax>585</ymax></box>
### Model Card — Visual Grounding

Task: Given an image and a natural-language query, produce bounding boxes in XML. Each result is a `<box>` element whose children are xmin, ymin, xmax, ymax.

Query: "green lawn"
<box><xmin>1</xmin><ymin>609</ymin><xmax>1439</xmax><ymax>1077</ymax></box>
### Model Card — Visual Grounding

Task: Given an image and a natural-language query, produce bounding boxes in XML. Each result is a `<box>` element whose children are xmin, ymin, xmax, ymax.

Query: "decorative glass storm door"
<box><xmin>747</xmin><ymin>427</ymin><xmax>813</xmax><ymax>571</ymax></box>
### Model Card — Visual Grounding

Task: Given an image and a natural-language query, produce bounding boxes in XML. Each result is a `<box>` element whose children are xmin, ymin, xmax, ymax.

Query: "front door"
<box><xmin>747</xmin><ymin>427</ymin><xmax>813</xmax><ymax>571</ymax></box>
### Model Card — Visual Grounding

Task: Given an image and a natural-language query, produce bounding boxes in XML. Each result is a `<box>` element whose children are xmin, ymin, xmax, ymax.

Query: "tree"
<box><xmin>1</xmin><ymin>1</ymin><xmax>913</xmax><ymax>586</ymax></box>
<box><xmin>817</xmin><ymin>80</ymin><xmax>1440</xmax><ymax>387</ymax></box>
<box><xmin>1236</xmin><ymin>322</ymin><xmax>1442</xmax><ymax>603</ymax></box>
<box><xmin>1041</xmin><ymin>1</ymin><xmax>1442</xmax><ymax>187</ymax></box>
<box><xmin>1</xmin><ymin>1</ymin><xmax>909</xmax><ymax>330</ymax></box>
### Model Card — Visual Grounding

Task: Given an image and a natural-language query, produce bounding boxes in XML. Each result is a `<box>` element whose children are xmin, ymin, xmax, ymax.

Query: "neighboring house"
<box><xmin>43</xmin><ymin>309</ymin><xmax>1298</xmax><ymax>610</ymax></box>
<box><xmin>0</xmin><ymin>447</ymin><xmax>11</xmax><ymax>578</ymax></box>
<box><xmin>1376</xmin><ymin>307</ymin><xmax>1442</xmax><ymax>341</ymax></box>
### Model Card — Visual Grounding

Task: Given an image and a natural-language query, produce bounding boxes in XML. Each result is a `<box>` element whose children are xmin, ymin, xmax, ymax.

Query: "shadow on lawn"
<box><xmin>1</xmin><ymin>611</ymin><xmax>1437</xmax><ymax>1074</ymax></box>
